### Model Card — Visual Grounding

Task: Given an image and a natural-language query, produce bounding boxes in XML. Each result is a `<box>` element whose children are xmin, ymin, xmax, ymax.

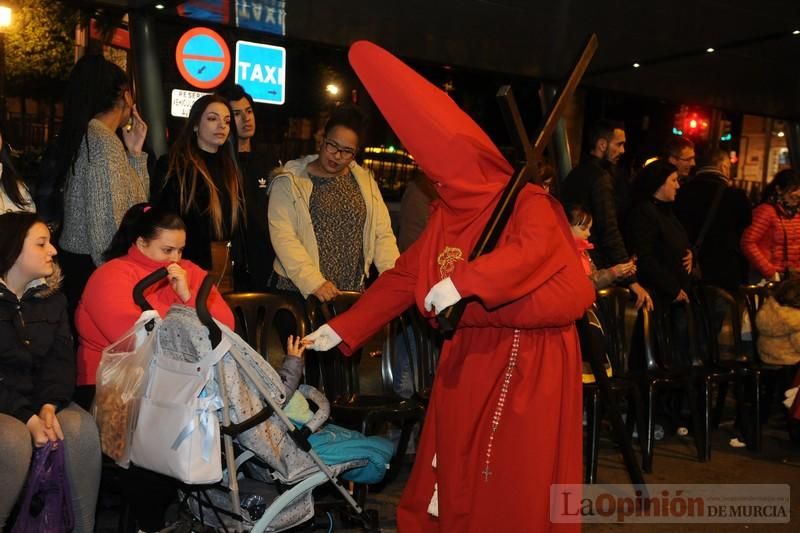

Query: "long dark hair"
<box><xmin>762</xmin><ymin>169</ymin><xmax>800</xmax><ymax>206</ymax></box>
<box><xmin>56</xmin><ymin>55</ymin><xmax>131</xmax><ymax>182</ymax></box>
<box><xmin>0</xmin><ymin>212</ymin><xmax>43</xmax><ymax>278</ymax></box>
<box><xmin>163</xmin><ymin>95</ymin><xmax>244</xmax><ymax>238</ymax></box>
<box><xmin>103</xmin><ymin>203</ymin><xmax>187</xmax><ymax>262</ymax></box>
<box><xmin>0</xmin><ymin>132</ymin><xmax>30</xmax><ymax>209</ymax></box>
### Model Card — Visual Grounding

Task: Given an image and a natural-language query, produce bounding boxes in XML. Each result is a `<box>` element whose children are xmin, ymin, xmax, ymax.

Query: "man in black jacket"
<box><xmin>220</xmin><ymin>84</ymin><xmax>277</xmax><ymax>290</ymax></box>
<box><xmin>562</xmin><ymin>119</ymin><xmax>653</xmax><ymax>309</ymax></box>
<box><xmin>674</xmin><ymin>148</ymin><xmax>752</xmax><ymax>293</ymax></box>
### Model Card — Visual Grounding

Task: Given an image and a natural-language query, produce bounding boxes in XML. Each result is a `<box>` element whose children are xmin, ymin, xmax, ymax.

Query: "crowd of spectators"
<box><xmin>1</xmin><ymin>50</ymin><xmax>799</xmax><ymax>531</ymax></box>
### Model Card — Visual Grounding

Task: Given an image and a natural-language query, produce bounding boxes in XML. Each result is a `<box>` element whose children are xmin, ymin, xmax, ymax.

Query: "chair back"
<box><xmin>695</xmin><ymin>284</ymin><xmax>746</xmax><ymax>364</ymax></box>
<box><xmin>305</xmin><ymin>291</ymin><xmax>364</xmax><ymax>402</ymax></box>
<box><xmin>626</xmin><ymin>303</ymin><xmax>665</xmax><ymax>373</ymax></box>
<box><xmin>222</xmin><ymin>291</ymin><xmax>308</xmax><ymax>367</ymax></box>
<box><xmin>404</xmin><ymin>308</ymin><xmax>442</xmax><ymax>401</ymax></box>
<box><xmin>595</xmin><ymin>287</ymin><xmax>632</xmax><ymax>375</ymax></box>
<box><xmin>651</xmin><ymin>297</ymin><xmax>707</xmax><ymax>369</ymax></box>
<box><xmin>739</xmin><ymin>284</ymin><xmax>774</xmax><ymax>348</ymax></box>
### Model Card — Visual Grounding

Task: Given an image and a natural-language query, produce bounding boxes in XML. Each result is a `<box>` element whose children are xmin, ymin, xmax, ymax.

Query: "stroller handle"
<box><xmin>133</xmin><ymin>267</ymin><xmax>169</xmax><ymax>312</ymax></box>
<box><xmin>197</xmin><ymin>274</ymin><xmax>223</xmax><ymax>348</ymax></box>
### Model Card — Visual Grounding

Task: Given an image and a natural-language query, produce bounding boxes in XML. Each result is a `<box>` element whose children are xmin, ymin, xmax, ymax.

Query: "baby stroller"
<box><xmin>94</xmin><ymin>268</ymin><xmax>383</xmax><ymax>532</ymax></box>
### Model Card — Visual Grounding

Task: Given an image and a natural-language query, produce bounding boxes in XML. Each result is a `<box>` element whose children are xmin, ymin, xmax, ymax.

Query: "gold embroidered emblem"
<box><xmin>437</xmin><ymin>246</ymin><xmax>464</xmax><ymax>280</ymax></box>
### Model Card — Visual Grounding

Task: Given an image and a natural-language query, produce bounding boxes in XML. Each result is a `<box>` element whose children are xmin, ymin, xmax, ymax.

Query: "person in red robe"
<box><xmin>304</xmin><ymin>41</ymin><xmax>594</xmax><ymax>532</ymax></box>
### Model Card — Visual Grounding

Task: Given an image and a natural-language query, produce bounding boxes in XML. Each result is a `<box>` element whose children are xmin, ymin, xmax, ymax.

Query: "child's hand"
<box><xmin>611</xmin><ymin>260</ymin><xmax>636</xmax><ymax>279</ymax></box>
<box><xmin>286</xmin><ymin>335</ymin><xmax>306</xmax><ymax>358</ymax></box>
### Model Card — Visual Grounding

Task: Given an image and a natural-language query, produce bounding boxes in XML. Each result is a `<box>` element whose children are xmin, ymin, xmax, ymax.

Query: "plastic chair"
<box><xmin>739</xmin><ymin>284</ymin><xmax>774</xmax><ymax>350</ymax></box>
<box><xmin>305</xmin><ymin>292</ymin><xmax>425</xmax><ymax>483</ymax></box>
<box><xmin>625</xmin><ymin>299</ymin><xmax>703</xmax><ymax>472</ymax></box>
<box><xmin>404</xmin><ymin>307</ymin><xmax>442</xmax><ymax>403</ymax></box>
<box><xmin>222</xmin><ymin>290</ymin><xmax>312</xmax><ymax>381</ymax></box>
<box><xmin>586</xmin><ymin>288</ymin><xmax>647</xmax><ymax>483</ymax></box>
<box><xmin>739</xmin><ymin>283</ymin><xmax>784</xmax><ymax>447</ymax></box>
<box><xmin>695</xmin><ymin>284</ymin><xmax>771</xmax><ymax>451</ymax></box>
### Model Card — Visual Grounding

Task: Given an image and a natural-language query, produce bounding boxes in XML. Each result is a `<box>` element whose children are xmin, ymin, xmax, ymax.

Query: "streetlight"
<box><xmin>325</xmin><ymin>83</ymin><xmax>340</xmax><ymax>97</ymax></box>
<box><xmin>0</xmin><ymin>4</ymin><xmax>11</xmax><ymax>123</ymax></box>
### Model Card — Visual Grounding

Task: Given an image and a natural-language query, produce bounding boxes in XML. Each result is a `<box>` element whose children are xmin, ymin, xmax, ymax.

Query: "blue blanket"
<box><xmin>307</xmin><ymin>424</ymin><xmax>394</xmax><ymax>484</ymax></box>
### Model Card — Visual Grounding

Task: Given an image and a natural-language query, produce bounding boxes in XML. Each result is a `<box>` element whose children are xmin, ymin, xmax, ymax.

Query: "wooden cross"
<box><xmin>437</xmin><ymin>34</ymin><xmax>598</xmax><ymax>334</ymax></box>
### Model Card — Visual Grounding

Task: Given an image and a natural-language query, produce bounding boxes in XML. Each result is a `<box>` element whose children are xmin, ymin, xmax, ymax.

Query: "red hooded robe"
<box><xmin>327</xmin><ymin>41</ymin><xmax>594</xmax><ymax>532</ymax></box>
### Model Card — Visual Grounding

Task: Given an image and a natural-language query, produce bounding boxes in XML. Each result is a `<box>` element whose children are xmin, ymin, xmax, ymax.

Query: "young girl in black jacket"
<box><xmin>0</xmin><ymin>212</ymin><xmax>101</xmax><ymax>532</ymax></box>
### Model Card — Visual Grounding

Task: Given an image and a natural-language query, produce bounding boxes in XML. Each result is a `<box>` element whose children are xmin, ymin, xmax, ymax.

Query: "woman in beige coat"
<box><xmin>756</xmin><ymin>279</ymin><xmax>800</xmax><ymax>366</ymax></box>
<box><xmin>268</xmin><ymin>106</ymin><xmax>399</xmax><ymax>301</ymax></box>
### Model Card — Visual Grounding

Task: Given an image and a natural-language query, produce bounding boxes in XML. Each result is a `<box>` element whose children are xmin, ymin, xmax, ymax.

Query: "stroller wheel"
<box><xmin>361</xmin><ymin>509</ymin><xmax>380</xmax><ymax>532</ymax></box>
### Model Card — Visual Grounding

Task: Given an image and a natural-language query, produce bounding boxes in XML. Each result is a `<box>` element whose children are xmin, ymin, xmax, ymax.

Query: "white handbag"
<box><xmin>130</xmin><ymin>330</ymin><xmax>231</xmax><ymax>484</ymax></box>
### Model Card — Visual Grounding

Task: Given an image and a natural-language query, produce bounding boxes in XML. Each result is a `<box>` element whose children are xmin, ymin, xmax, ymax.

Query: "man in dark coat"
<box><xmin>674</xmin><ymin>148</ymin><xmax>752</xmax><ymax>293</ymax></box>
<box><xmin>219</xmin><ymin>84</ymin><xmax>277</xmax><ymax>290</ymax></box>
<box><xmin>562</xmin><ymin>119</ymin><xmax>652</xmax><ymax>309</ymax></box>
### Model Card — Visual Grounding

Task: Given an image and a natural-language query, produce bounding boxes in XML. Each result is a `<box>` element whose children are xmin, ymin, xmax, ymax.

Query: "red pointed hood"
<box><xmin>348</xmin><ymin>40</ymin><xmax>512</xmax><ymax>216</ymax></box>
<box><xmin>348</xmin><ymin>40</ymin><xmax>522</xmax><ymax>312</ymax></box>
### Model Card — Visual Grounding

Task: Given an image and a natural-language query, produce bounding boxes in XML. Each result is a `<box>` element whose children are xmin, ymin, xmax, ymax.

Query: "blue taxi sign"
<box><xmin>235</xmin><ymin>40</ymin><xmax>286</xmax><ymax>105</ymax></box>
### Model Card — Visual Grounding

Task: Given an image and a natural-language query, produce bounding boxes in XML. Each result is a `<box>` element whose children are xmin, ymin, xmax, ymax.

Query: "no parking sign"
<box><xmin>175</xmin><ymin>27</ymin><xmax>231</xmax><ymax>89</ymax></box>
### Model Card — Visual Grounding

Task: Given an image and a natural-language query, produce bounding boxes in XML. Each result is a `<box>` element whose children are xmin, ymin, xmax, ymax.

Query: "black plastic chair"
<box><xmin>739</xmin><ymin>283</ymin><xmax>785</xmax><ymax>448</ymax></box>
<box><xmin>305</xmin><ymin>292</ymin><xmax>425</xmax><ymax>484</ymax></box>
<box><xmin>695</xmin><ymin>284</ymin><xmax>771</xmax><ymax>451</ymax></box>
<box><xmin>403</xmin><ymin>307</ymin><xmax>442</xmax><ymax>404</ymax></box>
<box><xmin>222</xmin><ymin>290</ymin><xmax>312</xmax><ymax>381</ymax></box>
<box><xmin>586</xmin><ymin>288</ymin><xmax>647</xmax><ymax>483</ymax></box>
<box><xmin>739</xmin><ymin>284</ymin><xmax>774</xmax><ymax>350</ymax></box>
<box><xmin>626</xmin><ymin>299</ymin><xmax>703</xmax><ymax>472</ymax></box>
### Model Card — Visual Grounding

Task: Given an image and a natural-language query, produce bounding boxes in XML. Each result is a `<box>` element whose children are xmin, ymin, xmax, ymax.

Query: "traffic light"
<box><xmin>672</xmin><ymin>106</ymin><xmax>710</xmax><ymax>140</ymax></box>
<box><xmin>720</xmin><ymin>120</ymin><xmax>732</xmax><ymax>142</ymax></box>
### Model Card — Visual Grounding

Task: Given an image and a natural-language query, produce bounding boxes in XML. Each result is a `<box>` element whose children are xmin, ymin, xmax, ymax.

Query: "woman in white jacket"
<box><xmin>268</xmin><ymin>106</ymin><xmax>399</xmax><ymax>301</ymax></box>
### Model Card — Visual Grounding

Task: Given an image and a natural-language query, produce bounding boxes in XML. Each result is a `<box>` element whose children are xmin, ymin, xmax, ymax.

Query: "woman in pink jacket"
<box><xmin>74</xmin><ymin>203</ymin><xmax>235</xmax><ymax>532</ymax></box>
<box><xmin>74</xmin><ymin>203</ymin><xmax>234</xmax><ymax>406</ymax></box>
<box><xmin>742</xmin><ymin>169</ymin><xmax>800</xmax><ymax>282</ymax></box>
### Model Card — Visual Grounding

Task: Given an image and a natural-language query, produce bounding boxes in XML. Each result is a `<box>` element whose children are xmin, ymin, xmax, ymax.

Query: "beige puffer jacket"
<box><xmin>756</xmin><ymin>296</ymin><xmax>800</xmax><ymax>366</ymax></box>
<box><xmin>267</xmin><ymin>155</ymin><xmax>399</xmax><ymax>298</ymax></box>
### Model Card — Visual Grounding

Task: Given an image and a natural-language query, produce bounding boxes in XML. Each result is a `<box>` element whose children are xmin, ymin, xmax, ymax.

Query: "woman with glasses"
<box><xmin>268</xmin><ymin>105</ymin><xmax>399</xmax><ymax>301</ymax></box>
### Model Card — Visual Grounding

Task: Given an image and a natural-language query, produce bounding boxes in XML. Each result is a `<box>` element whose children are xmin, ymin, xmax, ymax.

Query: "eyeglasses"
<box><xmin>323</xmin><ymin>139</ymin><xmax>356</xmax><ymax>159</ymax></box>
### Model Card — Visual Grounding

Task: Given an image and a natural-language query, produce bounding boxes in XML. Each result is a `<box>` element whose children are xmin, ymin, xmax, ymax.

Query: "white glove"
<box><xmin>424</xmin><ymin>277</ymin><xmax>462</xmax><ymax>314</ymax></box>
<box><xmin>303</xmin><ymin>324</ymin><xmax>342</xmax><ymax>351</ymax></box>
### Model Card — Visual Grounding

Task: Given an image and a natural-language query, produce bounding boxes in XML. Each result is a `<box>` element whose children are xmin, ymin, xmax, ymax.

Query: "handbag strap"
<box><xmin>693</xmin><ymin>181</ymin><xmax>726</xmax><ymax>254</ymax></box>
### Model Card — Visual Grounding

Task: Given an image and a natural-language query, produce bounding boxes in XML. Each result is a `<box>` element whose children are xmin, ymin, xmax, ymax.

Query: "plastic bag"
<box><xmin>11</xmin><ymin>442</ymin><xmax>74</xmax><ymax>533</ymax></box>
<box><xmin>92</xmin><ymin>311</ymin><xmax>160</xmax><ymax>467</ymax></box>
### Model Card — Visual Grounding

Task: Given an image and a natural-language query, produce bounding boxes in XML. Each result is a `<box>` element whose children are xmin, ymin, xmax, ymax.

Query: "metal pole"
<box><xmin>128</xmin><ymin>12</ymin><xmax>168</xmax><ymax>159</ymax></box>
